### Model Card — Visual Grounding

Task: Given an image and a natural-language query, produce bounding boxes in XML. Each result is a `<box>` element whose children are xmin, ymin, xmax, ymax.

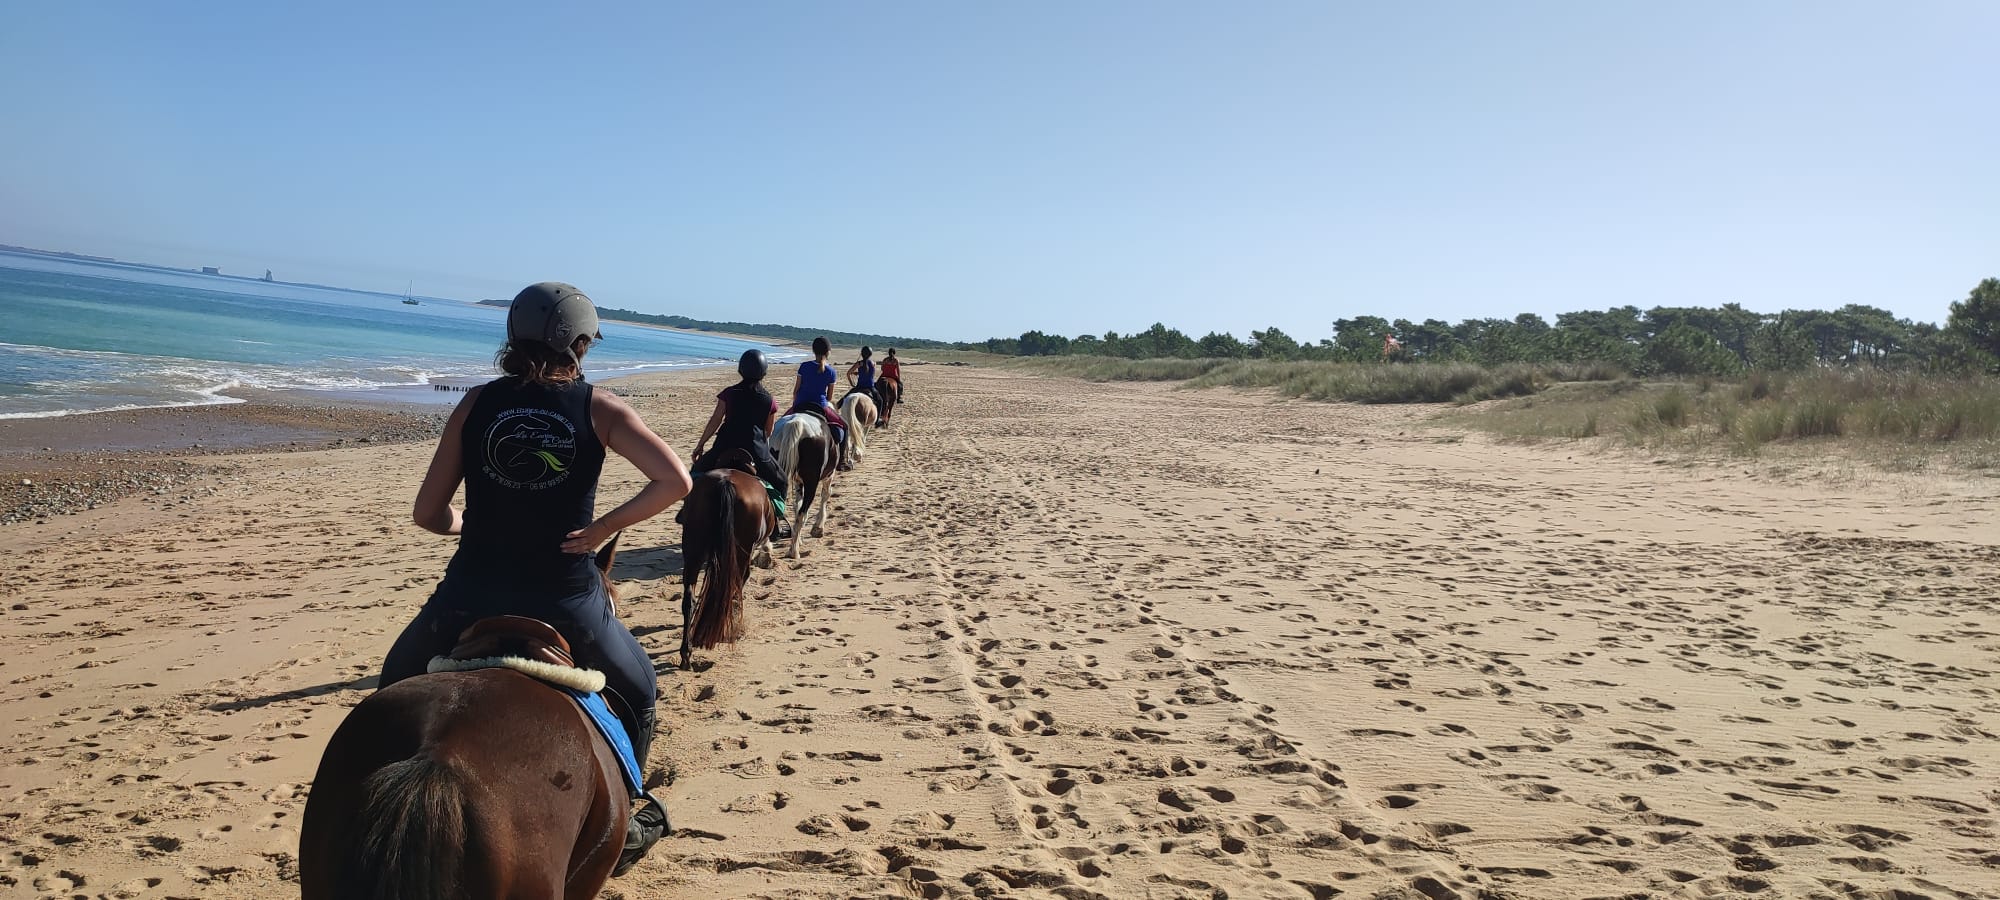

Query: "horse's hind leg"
<box><xmin>812</xmin><ymin>472</ymin><xmax>831</xmax><ymax>538</ymax></box>
<box><xmin>680</xmin><ymin>563</ymin><xmax>697</xmax><ymax>670</ymax></box>
<box><xmin>790</xmin><ymin>476</ymin><xmax>815</xmax><ymax>559</ymax></box>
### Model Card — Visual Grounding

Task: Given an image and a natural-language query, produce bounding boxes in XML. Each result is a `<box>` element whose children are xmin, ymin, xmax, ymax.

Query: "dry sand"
<box><xmin>3</xmin><ymin>364</ymin><xmax>1998</xmax><ymax>899</ymax></box>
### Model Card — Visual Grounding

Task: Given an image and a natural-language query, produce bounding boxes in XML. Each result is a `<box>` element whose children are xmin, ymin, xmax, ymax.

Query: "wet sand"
<box><xmin>2</xmin><ymin>364</ymin><xmax>1997</xmax><ymax>899</ymax></box>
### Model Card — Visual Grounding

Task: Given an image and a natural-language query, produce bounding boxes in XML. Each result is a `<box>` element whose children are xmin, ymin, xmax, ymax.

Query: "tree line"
<box><xmin>959</xmin><ymin>278</ymin><xmax>2000</xmax><ymax>376</ymax></box>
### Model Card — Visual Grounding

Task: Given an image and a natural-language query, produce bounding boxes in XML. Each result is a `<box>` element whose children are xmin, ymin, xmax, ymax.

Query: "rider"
<box><xmin>789</xmin><ymin>336</ymin><xmax>850</xmax><ymax>470</ymax></box>
<box><xmin>880</xmin><ymin>347</ymin><xmax>904</xmax><ymax>403</ymax></box>
<box><xmin>688</xmin><ymin>349</ymin><xmax>790</xmax><ymax>536</ymax></box>
<box><xmin>382</xmin><ymin>282</ymin><xmax>690</xmax><ymax>873</ymax></box>
<box><xmin>842</xmin><ymin>345</ymin><xmax>878</xmax><ymax>403</ymax></box>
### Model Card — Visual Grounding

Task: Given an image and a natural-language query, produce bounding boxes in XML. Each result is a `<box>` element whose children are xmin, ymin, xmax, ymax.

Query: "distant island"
<box><xmin>0</xmin><ymin>243</ymin><xmax>418</xmax><ymax>302</ymax></box>
<box><xmin>0</xmin><ymin>243</ymin><xmax>116</xmax><ymax>264</ymax></box>
<box><xmin>475</xmin><ymin>298</ymin><xmax>952</xmax><ymax>350</ymax></box>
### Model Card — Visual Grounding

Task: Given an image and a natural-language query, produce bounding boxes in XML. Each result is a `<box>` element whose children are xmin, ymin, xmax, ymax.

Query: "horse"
<box><xmin>838</xmin><ymin>390</ymin><xmax>878</xmax><ymax>464</ymax></box>
<box><xmin>772</xmin><ymin>412</ymin><xmax>837</xmax><ymax>559</ymax></box>
<box><xmin>300</xmin><ymin>539</ymin><xmax>638</xmax><ymax>900</ymax></box>
<box><xmin>874</xmin><ymin>375</ymin><xmax>900</xmax><ymax>428</ymax></box>
<box><xmin>678</xmin><ymin>451</ymin><xmax>777</xmax><ymax>669</ymax></box>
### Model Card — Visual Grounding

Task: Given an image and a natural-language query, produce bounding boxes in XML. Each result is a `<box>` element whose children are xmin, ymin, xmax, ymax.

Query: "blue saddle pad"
<box><xmin>564</xmin><ymin>687</ymin><xmax>644</xmax><ymax>799</ymax></box>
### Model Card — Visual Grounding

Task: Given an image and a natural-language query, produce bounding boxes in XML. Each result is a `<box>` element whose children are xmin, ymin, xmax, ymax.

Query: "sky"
<box><xmin>1</xmin><ymin>2</ymin><xmax>1995</xmax><ymax>343</ymax></box>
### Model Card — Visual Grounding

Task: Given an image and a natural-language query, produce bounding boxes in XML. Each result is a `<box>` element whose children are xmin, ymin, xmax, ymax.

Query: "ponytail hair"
<box><xmin>496</xmin><ymin>336</ymin><xmax>592</xmax><ymax>385</ymax></box>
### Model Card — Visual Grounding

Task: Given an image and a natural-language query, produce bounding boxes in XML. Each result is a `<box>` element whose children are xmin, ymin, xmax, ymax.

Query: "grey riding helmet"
<box><xmin>507</xmin><ymin>282</ymin><xmax>603</xmax><ymax>362</ymax></box>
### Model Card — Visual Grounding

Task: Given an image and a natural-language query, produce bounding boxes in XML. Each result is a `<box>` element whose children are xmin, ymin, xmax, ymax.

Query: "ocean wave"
<box><xmin>0</xmin><ymin>340</ymin><xmax>744</xmax><ymax>418</ymax></box>
<box><xmin>0</xmin><ymin>395</ymin><xmax>245</xmax><ymax>420</ymax></box>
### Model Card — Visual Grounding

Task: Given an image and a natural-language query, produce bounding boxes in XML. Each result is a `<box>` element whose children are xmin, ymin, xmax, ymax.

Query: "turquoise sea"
<box><xmin>0</xmin><ymin>252</ymin><xmax>797</xmax><ymax>418</ymax></box>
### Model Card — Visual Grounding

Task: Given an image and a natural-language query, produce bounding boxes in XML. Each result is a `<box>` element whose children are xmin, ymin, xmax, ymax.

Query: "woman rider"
<box><xmin>881</xmin><ymin>347</ymin><xmax>904</xmax><ymax>402</ymax></box>
<box><xmin>687</xmin><ymin>349</ymin><xmax>790</xmax><ymax>536</ymax></box>
<box><xmin>842</xmin><ymin>345</ymin><xmax>878</xmax><ymax>402</ymax></box>
<box><xmin>383</xmin><ymin>282</ymin><xmax>690</xmax><ymax>872</ymax></box>
<box><xmin>789</xmin><ymin>336</ymin><xmax>850</xmax><ymax>470</ymax></box>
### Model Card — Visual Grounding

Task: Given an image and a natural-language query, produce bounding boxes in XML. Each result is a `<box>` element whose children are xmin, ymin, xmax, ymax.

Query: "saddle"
<box><xmin>428</xmin><ymin>615</ymin><xmax>646</xmax><ymax>798</ymax></box>
<box><xmin>710</xmin><ymin>447</ymin><xmax>758</xmax><ymax>478</ymax></box>
<box><xmin>447</xmin><ymin>615</ymin><xmax>576</xmax><ymax>669</ymax></box>
<box><xmin>786</xmin><ymin>402</ymin><xmax>829</xmax><ymax>424</ymax></box>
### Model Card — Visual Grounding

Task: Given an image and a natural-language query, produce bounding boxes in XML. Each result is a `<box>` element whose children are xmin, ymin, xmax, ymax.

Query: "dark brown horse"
<box><xmin>679</xmin><ymin>451</ymin><xmax>777</xmax><ymax>669</ymax></box>
<box><xmin>299</xmin><ymin>541</ymin><xmax>632</xmax><ymax>900</ymax></box>
<box><xmin>772</xmin><ymin>412</ymin><xmax>838</xmax><ymax>559</ymax></box>
<box><xmin>875</xmin><ymin>375</ymin><xmax>900</xmax><ymax>427</ymax></box>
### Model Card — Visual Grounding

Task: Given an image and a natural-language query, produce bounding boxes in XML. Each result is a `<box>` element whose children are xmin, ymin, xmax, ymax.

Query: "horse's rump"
<box><xmin>301</xmin><ymin>670</ymin><xmax>626</xmax><ymax>899</ymax></box>
<box><xmin>772</xmin><ymin>414</ymin><xmax>827</xmax><ymax>485</ymax></box>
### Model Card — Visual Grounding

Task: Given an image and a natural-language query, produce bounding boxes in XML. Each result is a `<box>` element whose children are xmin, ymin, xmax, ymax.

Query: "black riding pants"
<box><xmin>379</xmin><ymin>575</ymin><xmax>659</xmax><ymax>759</ymax></box>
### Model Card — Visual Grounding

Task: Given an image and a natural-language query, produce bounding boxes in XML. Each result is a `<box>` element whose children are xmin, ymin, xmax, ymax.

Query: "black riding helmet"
<box><xmin>737</xmin><ymin>349</ymin><xmax>769</xmax><ymax>382</ymax></box>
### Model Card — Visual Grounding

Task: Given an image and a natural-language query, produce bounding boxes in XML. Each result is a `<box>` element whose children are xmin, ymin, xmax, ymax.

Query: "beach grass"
<box><xmin>1454</xmin><ymin>370</ymin><xmax>2000</xmax><ymax>460</ymax></box>
<box><xmin>1006</xmin><ymin>356</ymin><xmax>1628</xmax><ymax>404</ymax></box>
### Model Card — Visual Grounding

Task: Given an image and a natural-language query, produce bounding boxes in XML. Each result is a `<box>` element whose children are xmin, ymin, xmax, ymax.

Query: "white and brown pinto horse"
<box><xmin>772</xmin><ymin>412</ymin><xmax>837</xmax><ymax>559</ymax></box>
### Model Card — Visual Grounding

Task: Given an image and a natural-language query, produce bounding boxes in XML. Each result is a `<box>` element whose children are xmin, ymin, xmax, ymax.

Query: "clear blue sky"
<box><xmin>2</xmin><ymin>2</ymin><xmax>1994</xmax><ymax>342</ymax></box>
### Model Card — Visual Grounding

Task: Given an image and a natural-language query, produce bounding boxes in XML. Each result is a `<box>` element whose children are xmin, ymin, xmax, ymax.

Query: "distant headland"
<box><xmin>0</xmin><ymin>243</ymin><xmax>420</xmax><ymax>303</ymax></box>
<box><xmin>472</xmin><ymin>298</ymin><xmax>951</xmax><ymax>351</ymax></box>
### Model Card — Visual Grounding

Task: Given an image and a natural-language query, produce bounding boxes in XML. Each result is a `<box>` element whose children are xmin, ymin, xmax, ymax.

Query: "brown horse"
<box><xmin>299</xmin><ymin>540</ymin><xmax>634</xmax><ymax>900</ymax></box>
<box><xmin>875</xmin><ymin>375</ymin><xmax>900</xmax><ymax>427</ymax></box>
<box><xmin>679</xmin><ymin>452</ymin><xmax>777</xmax><ymax>669</ymax></box>
<box><xmin>772</xmin><ymin>412</ymin><xmax>837</xmax><ymax>559</ymax></box>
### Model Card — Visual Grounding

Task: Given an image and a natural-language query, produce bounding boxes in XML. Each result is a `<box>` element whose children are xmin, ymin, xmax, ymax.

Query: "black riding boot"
<box><xmin>615</xmin><ymin>707</ymin><xmax>668</xmax><ymax>876</ymax></box>
<box><xmin>628</xmin><ymin>705</ymin><xmax>656</xmax><ymax>771</ymax></box>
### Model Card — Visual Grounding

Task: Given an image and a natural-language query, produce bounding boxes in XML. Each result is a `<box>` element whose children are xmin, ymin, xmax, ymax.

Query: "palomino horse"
<box><xmin>679</xmin><ymin>451</ymin><xmax>777</xmax><ymax>669</ymax></box>
<box><xmin>838</xmin><ymin>390</ymin><xmax>878</xmax><ymax>464</ymax></box>
<box><xmin>874</xmin><ymin>375</ymin><xmax>900</xmax><ymax>428</ymax></box>
<box><xmin>772</xmin><ymin>412</ymin><xmax>837</xmax><ymax>559</ymax></box>
<box><xmin>300</xmin><ymin>540</ymin><xmax>636</xmax><ymax>900</ymax></box>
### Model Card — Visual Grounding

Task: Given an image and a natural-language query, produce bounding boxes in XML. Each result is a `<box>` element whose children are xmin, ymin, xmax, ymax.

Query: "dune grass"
<box><xmin>1007</xmin><ymin>356</ymin><xmax>1628</xmax><ymax>404</ymax></box>
<box><xmin>1002</xmin><ymin>356</ymin><xmax>1230</xmax><ymax>382</ymax></box>
<box><xmin>1457</xmin><ymin>370</ymin><xmax>2000</xmax><ymax>458</ymax></box>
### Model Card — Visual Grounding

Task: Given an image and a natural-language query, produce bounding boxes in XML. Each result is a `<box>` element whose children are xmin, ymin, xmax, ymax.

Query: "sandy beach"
<box><xmin>3</xmin><ymin>363</ymin><xmax>1997</xmax><ymax>899</ymax></box>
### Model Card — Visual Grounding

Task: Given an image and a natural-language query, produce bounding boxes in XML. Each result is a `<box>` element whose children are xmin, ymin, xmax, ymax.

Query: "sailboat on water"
<box><xmin>402</xmin><ymin>280</ymin><xmax>420</xmax><ymax>305</ymax></box>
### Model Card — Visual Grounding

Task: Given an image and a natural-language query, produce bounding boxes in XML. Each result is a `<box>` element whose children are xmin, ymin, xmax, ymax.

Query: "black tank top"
<box><xmin>716</xmin><ymin>382</ymin><xmax>774</xmax><ymax>450</ymax></box>
<box><xmin>445</xmin><ymin>376</ymin><xmax>606</xmax><ymax>598</ymax></box>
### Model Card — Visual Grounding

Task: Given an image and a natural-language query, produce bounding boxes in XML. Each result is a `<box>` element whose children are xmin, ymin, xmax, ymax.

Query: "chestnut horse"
<box><xmin>679</xmin><ymin>452</ymin><xmax>777</xmax><ymax>669</ymax></box>
<box><xmin>874</xmin><ymin>375</ymin><xmax>900</xmax><ymax>428</ymax></box>
<box><xmin>299</xmin><ymin>540</ymin><xmax>635</xmax><ymax>900</ymax></box>
<box><xmin>772</xmin><ymin>412</ymin><xmax>837</xmax><ymax>559</ymax></box>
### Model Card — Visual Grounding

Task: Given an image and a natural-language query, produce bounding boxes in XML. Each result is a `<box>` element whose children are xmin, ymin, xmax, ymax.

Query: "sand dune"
<box><xmin>3</xmin><ymin>364</ymin><xmax>1997</xmax><ymax>899</ymax></box>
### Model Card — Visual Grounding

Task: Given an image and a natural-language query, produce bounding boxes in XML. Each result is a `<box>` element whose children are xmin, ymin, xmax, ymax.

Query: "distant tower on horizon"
<box><xmin>201</xmin><ymin>266</ymin><xmax>221</xmax><ymax>275</ymax></box>
<box><xmin>263</xmin><ymin>269</ymin><xmax>274</xmax><ymax>282</ymax></box>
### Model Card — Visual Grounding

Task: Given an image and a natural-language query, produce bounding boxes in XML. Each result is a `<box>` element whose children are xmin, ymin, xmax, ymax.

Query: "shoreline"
<box><xmin>0</xmin><ymin>366</ymin><xmax>720</xmax><ymax>525</ymax></box>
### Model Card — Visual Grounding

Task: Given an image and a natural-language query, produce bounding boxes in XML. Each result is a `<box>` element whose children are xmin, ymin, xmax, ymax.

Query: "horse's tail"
<box><xmin>690</xmin><ymin>475</ymin><xmax>746</xmax><ymax>649</ymax></box>
<box><xmin>338</xmin><ymin>755</ymin><xmax>467</xmax><ymax>900</ymax></box>
<box><xmin>593</xmin><ymin>529</ymin><xmax>623</xmax><ymax>611</ymax></box>
<box><xmin>773</xmin><ymin>415</ymin><xmax>817</xmax><ymax>485</ymax></box>
<box><xmin>839</xmin><ymin>393</ymin><xmax>868</xmax><ymax>462</ymax></box>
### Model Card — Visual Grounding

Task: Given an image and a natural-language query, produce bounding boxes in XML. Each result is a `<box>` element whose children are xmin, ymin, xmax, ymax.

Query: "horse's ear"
<box><xmin>595</xmin><ymin>530</ymin><xmax>622</xmax><ymax>574</ymax></box>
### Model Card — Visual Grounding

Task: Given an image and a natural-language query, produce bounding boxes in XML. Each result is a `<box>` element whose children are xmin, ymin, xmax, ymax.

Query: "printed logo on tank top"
<box><xmin>483</xmin><ymin>407</ymin><xmax>579</xmax><ymax>490</ymax></box>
